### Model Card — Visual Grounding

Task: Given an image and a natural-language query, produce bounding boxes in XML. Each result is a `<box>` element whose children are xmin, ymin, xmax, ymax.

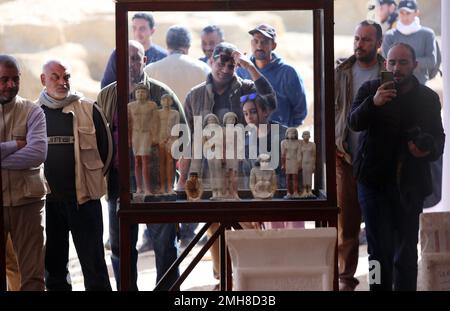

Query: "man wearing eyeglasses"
<box><xmin>237</xmin><ymin>24</ymin><xmax>307</xmax><ymax>128</ymax></box>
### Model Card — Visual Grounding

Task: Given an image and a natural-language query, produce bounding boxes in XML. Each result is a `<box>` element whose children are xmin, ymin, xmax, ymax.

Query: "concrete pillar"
<box><xmin>426</xmin><ymin>1</ymin><xmax>450</xmax><ymax>213</ymax></box>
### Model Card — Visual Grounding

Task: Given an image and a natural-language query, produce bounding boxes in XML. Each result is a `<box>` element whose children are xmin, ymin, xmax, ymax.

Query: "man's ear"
<box><xmin>376</xmin><ymin>39</ymin><xmax>382</xmax><ymax>50</ymax></box>
<box><xmin>150</xmin><ymin>28</ymin><xmax>156</xmax><ymax>36</ymax></box>
<box><xmin>40</xmin><ymin>74</ymin><xmax>46</xmax><ymax>87</ymax></box>
<box><xmin>272</xmin><ymin>41</ymin><xmax>277</xmax><ymax>51</ymax></box>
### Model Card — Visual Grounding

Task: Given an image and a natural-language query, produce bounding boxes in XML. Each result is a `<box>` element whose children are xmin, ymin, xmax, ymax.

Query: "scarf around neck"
<box><xmin>397</xmin><ymin>17</ymin><xmax>422</xmax><ymax>35</ymax></box>
<box><xmin>39</xmin><ymin>88</ymin><xmax>83</xmax><ymax>109</ymax></box>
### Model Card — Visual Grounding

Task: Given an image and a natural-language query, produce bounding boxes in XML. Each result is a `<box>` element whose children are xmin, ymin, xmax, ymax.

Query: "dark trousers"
<box><xmin>357</xmin><ymin>181</ymin><xmax>422</xmax><ymax>291</ymax></box>
<box><xmin>45</xmin><ymin>199</ymin><xmax>112</xmax><ymax>291</ymax></box>
<box><xmin>107</xmin><ymin>167</ymin><xmax>180</xmax><ymax>290</ymax></box>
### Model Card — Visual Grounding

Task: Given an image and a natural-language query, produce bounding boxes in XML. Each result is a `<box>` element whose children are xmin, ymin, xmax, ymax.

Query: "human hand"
<box><xmin>16</xmin><ymin>139</ymin><xmax>26</xmax><ymax>149</ymax></box>
<box><xmin>408</xmin><ymin>141</ymin><xmax>430</xmax><ymax>158</ymax></box>
<box><xmin>373</xmin><ymin>82</ymin><xmax>396</xmax><ymax>107</ymax></box>
<box><xmin>231</xmin><ymin>50</ymin><xmax>253</xmax><ymax>70</ymax></box>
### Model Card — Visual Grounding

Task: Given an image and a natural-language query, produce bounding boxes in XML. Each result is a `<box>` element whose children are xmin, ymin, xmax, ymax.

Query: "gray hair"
<box><xmin>166</xmin><ymin>25</ymin><xmax>192</xmax><ymax>50</ymax></box>
<box><xmin>129</xmin><ymin>40</ymin><xmax>145</xmax><ymax>57</ymax></box>
<box><xmin>0</xmin><ymin>54</ymin><xmax>20</xmax><ymax>71</ymax></box>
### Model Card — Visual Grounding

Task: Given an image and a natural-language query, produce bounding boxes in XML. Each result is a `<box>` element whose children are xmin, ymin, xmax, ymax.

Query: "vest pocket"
<box><xmin>78</xmin><ymin>127</ymin><xmax>99</xmax><ymax>163</ymax></box>
<box><xmin>83</xmin><ymin>159</ymin><xmax>104</xmax><ymax>197</ymax></box>
<box><xmin>23</xmin><ymin>169</ymin><xmax>47</xmax><ymax>198</ymax></box>
<box><xmin>78</xmin><ymin>127</ymin><xmax>96</xmax><ymax>148</ymax></box>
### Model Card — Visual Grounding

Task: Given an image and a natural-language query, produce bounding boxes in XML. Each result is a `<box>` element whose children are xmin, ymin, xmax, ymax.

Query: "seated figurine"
<box><xmin>249</xmin><ymin>154</ymin><xmax>277</xmax><ymax>200</ymax></box>
<box><xmin>185</xmin><ymin>172</ymin><xmax>203</xmax><ymax>201</ymax></box>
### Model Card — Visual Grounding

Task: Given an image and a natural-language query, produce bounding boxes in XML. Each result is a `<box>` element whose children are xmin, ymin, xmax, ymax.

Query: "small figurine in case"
<box><xmin>203</xmin><ymin>113</ymin><xmax>224</xmax><ymax>200</ymax></box>
<box><xmin>185</xmin><ymin>172</ymin><xmax>203</xmax><ymax>201</ymax></box>
<box><xmin>156</xmin><ymin>94</ymin><xmax>180</xmax><ymax>195</ymax></box>
<box><xmin>300</xmin><ymin>130</ymin><xmax>316</xmax><ymax>198</ymax></box>
<box><xmin>249</xmin><ymin>153</ymin><xmax>277</xmax><ymax>200</ymax></box>
<box><xmin>281</xmin><ymin>127</ymin><xmax>302</xmax><ymax>199</ymax></box>
<box><xmin>128</xmin><ymin>83</ymin><xmax>158</xmax><ymax>195</ymax></box>
<box><xmin>223</xmin><ymin>112</ymin><xmax>242</xmax><ymax>200</ymax></box>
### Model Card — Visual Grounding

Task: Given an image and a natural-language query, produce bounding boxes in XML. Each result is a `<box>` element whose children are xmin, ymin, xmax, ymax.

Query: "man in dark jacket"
<box><xmin>348</xmin><ymin>42</ymin><xmax>445</xmax><ymax>291</ymax></box>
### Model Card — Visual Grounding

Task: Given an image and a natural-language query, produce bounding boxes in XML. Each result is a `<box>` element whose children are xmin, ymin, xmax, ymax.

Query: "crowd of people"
<box><xmin>1</xmin><ymin>0</ymin><xmax>444</xmax><ymax>291</ymax></box>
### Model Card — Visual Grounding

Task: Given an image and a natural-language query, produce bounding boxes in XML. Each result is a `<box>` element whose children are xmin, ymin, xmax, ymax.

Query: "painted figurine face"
<box><xmin>302</xmin><ymin>131</ymin><xmax>311</xmax><ymax>141</ymax></box>
<box><xmin>206</xmin><ymin>115</ymin><xmax>219</xmax><ymax>125</ymax></box>
<box><xmin>258</xmin><ymin>154</ymin><xmax>271</xmax><ymax>169</ymax></box>
<box><xmin>223</xmin><ymin>112</ymin><xmax>237</xmax><ymax>125</ymax></box>
<box><xmin>135</xmin><ymin>88</ymin><xmax>148</xmax><ymax>101</ymax></box>
<box><xmin>161</xmin><ymin>95</ymin><xmax>172</xmax><ymax>108</ymax></box>
<box><xmin>286</xmin><ymin>128</ymin><xmax>298</xmax><ymax>140</ymax></box>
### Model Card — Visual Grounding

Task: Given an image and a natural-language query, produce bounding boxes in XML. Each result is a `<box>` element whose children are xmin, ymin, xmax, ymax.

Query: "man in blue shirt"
<box><xmin>101</xmin><ymin>12</ymin><xmax>167</xmax><ymax>88</ymax></box>
<box><xmin>237</xmin><ymin>23</ymin><xmax>307</xmax><ymax>128</ymax></box>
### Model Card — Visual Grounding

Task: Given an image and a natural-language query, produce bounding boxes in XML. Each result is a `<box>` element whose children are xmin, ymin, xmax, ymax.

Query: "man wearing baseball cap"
<box><xmin>374</xmin><ymin>0</ymin><xmax>398</xmax><ymax>32</ymax></box>
<box><xmin>382</xmin><ymin>0</ymin><xmax>438</xmax><ymax>84</ymax></box>
<box><xmin>237</xmin><ymin>23</ymin><xmax>307</xmax><ymax>128</ymax></box>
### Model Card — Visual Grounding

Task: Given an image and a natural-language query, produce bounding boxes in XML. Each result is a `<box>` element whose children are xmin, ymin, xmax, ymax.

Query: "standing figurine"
<box><xmin>157</xmin><ymin>94</ymin><xmax>180</xmax><ymax>195</ymax></box>
<box><xmin>300</xmin><ymin>131</ymin><xmax>316</xmax><ymax>198</ymax></box>
<box><xmin>249</xmin><ymin>154</ymin><xmax>277</xmax><ymax>200</ymax></box>
<box><xmin>128</xmin><ymin>83</ymin><xmax>159</xmax><ymax>195</ymax></box>
<box><xmin>281</xmin><ymin>127</ymin><xmax>302</xmax><ymax>199</ymax></box>
<box><xmin>223</xmin><ymin>112</ymin><xmax>242</xmax><ymax>200</ymax></box>
<box><xmin>203</xmin><ymin>113</ymin><xmax>224</xmax><ymax>200</ymax></box>
<box><xmin>185</xmin><ymin>172</ymin><xmax>204</xmax><ymax>201</ymax></box>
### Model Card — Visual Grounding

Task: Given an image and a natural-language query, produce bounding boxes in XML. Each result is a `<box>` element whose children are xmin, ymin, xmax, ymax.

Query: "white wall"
<box><xmin>426</xmin><ymin>0</ymin><xmax>450</xmax><ymax>212</ymax></box>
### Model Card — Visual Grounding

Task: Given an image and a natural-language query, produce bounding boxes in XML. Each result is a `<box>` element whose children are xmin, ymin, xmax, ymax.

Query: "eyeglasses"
<box><xmin>214</xmin><ymin>54</ymin><xmax>236</xmax><ymax>71</ymax></box>
<box><xmin>240</xmin><ymin>92</ymin><xmax>258</xmax><ymax>103</ymax></box>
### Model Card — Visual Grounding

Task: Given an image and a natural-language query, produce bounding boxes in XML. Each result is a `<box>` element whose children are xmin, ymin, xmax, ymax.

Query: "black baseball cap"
<box><xmin>248</xmin><ymin>24</ymin><xmax>277</xmax><ymax>40</ymax></box>
<box><xmin>398</xmin><ymin>0</ymin><xmax>418</xmax><ymax>12</ymax></box>
<box><xmin>377</xmin><ymin>0</ymin><xmax>397</xmax><ymax>5</ymax></box>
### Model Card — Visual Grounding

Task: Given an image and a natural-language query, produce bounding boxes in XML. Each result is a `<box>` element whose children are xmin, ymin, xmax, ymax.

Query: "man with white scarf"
<box><xmin>37</xmin><ymin>59</ymin><xmax>113</xmax><ymax>291</ymax></box>
<box><xmin>381</xmin><ymin>0</ymin><xmax>438</xmax><ymax>84</ymax></box>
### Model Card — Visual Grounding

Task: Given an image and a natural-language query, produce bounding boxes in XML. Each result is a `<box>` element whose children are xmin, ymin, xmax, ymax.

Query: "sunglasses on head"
<box><xmin>240</xmin><ymin>92</ymin><xmax>258</xmax><ymax>103</ymax></box>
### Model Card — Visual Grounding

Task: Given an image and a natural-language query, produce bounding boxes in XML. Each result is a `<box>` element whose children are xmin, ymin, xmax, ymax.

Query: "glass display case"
<box><xmin>114</xmin><ymin>0</ymin><xmax>337</xmax><ymax>291</ymax></box>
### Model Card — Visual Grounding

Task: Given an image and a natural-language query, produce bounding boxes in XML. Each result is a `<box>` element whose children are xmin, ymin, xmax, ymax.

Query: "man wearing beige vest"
<box><xmin>37</xmin><ymin>59</ymin><xmax>112</xmax><ymax>291</ymax></box>
<box><xmin>1</xmin><ymin>54</ymin><xmax>47</xmax><ymax>291</ymax></box>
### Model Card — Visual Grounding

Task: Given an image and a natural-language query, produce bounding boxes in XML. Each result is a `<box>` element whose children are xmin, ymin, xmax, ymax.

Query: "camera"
<box><xmin>405</xmin><ymin>127</ymin><xmax>434</xmax><ymax>152</ymax></box>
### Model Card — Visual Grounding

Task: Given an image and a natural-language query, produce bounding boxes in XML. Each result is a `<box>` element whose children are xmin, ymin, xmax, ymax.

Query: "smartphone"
<box><xmin>380</xmin><ymin>71</ymin><xmax>394</xmax><ymax>88</ymax></box>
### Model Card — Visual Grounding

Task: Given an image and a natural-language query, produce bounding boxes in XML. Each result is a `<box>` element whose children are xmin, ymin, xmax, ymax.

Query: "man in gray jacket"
<box><xmin>335</xmin><ymin>21</ymin><xmax>385</xmax><ymax>291</ymax></box>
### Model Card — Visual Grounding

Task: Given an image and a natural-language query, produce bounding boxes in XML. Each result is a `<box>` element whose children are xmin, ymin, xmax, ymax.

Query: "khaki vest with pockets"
<box><xmin>1</xmin><ymin>96</ymin><xmax>47</xmax><ymax>207</ymax></box>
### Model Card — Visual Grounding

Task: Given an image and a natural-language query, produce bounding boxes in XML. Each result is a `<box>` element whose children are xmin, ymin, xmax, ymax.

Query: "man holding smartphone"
<box><xmin>348</xmin><ymin>43</ymin><xmax>445</xmax><ymax>290</ymax></box>
<box><xmin>334</xmin><ymin>20</ymin><xmax>385</xmax><ymax>291</ymax></box>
